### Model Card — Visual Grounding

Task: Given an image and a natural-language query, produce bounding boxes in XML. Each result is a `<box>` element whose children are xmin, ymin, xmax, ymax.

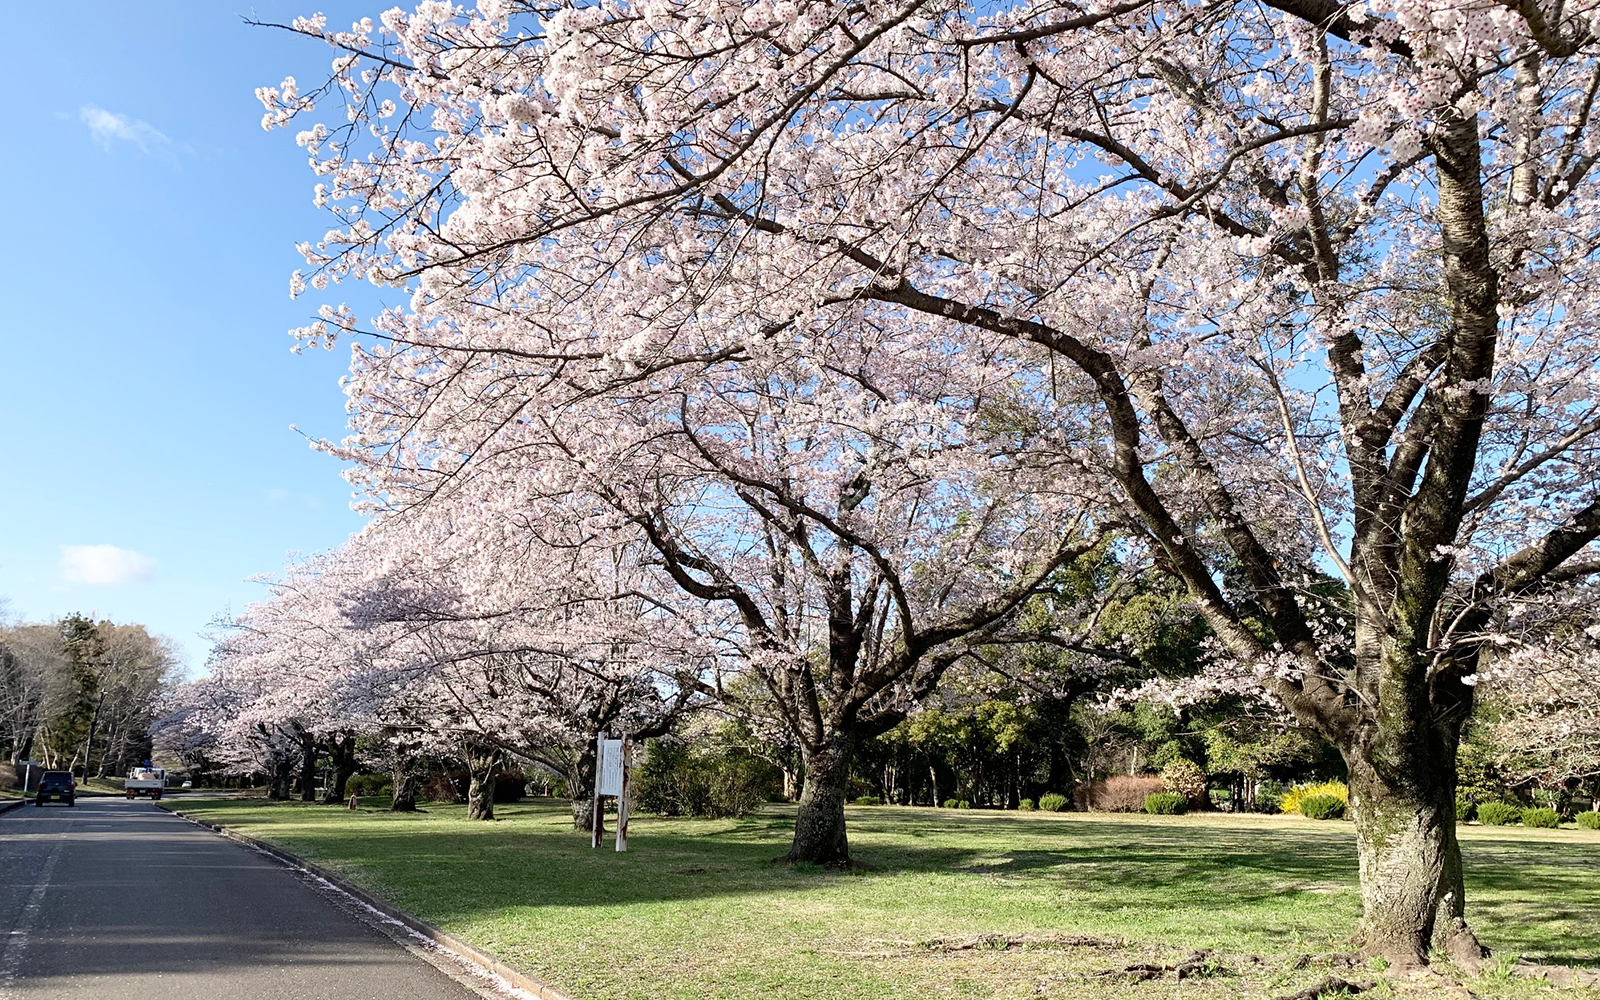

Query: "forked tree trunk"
<box><xmin>464</xmin><ymin>746</ymin><xmax>501</xmax><ymax>821</ymax></box>
<box><xmin>788</xmin><ymin>733</ymin><xmax>854</xmax><ymax>867</ymax></box>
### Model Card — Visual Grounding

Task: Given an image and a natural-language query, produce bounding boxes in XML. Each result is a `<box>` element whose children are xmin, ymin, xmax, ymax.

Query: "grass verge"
<box><xmin>159</xmin><ymin>799</ymin><xmax>1600</xmax><ymax>1000</ymax></box>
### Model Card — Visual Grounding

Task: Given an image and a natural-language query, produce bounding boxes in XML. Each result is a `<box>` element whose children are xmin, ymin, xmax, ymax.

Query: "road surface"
<box><xmin>0</xmin><ymin>797</ymin><xmax>485</xmax><ymax>1000</ymax></box>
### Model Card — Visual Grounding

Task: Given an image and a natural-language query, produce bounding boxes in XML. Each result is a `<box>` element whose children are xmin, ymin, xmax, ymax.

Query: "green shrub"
<box><xmin>1038</xmin><ymin>792</ymin><xmax>1069</xmax><ymax>813</ymax></box>
<box><xmin>1298</xmin><ymin>794</ymin><xmax>1346</xmax><ymax>820</ymax></box>
<box><xmin>942</xmin><ymin>798</ymin><xmax>960</xmax><ymax>809</ymax></box>
<box><xmin>633</xmin><ymin>739</ymin><xmax>780</xmax><ymax>818</ymax></box>
<box><xmin>956</xmin><ymin>800</ymin><xmax>972</xmax><ymax>809</ymax></box>
<box><xmin>1477</xmin><ymin>802</ymin><xmax>1522</xmax><ymax>826</ymax></box>
<box><xmin>347</xmin><ymin>774</ymin><xmax>393</xmax><ymax>798</ymax></box>
<box><xmin>1455</xmin><ymin>798</ymin><xmax>1477</xmax><ymax>823</ymax></box>
<box><xmin>1522</xmin><ymin>807</ymin><xmax>1560</xmax><ymax>829</ymax></box>
<box><xmin>854</xmin><ymin>795</ymin><xmax>881</xmax><ymax>806</ymax></box>
<box><xmin>1018</xmin><ymin>798</ymin><xmax>1037</xmax><ymax>811</ymax></box>
<box><xmin>1577</xmin><ymin>811</ymin><xmax>1600</xmax><ymax>831</ymax></box>
<box><xmin>1144</xmin><ymin>791</ymin><xmax>1188</xmax><ymax>815</ymax></box>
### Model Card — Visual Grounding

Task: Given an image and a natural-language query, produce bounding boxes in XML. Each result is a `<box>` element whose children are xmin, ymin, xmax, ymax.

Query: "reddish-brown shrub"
<box><xmin>1074</xmin><ymin>775</ymin><xmax>1164</xmax><ymax>812</ymax></box>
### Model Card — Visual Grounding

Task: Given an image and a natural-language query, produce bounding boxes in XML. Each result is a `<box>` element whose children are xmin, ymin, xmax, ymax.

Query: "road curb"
<box><xmin>0</xmin><ymin>799</ymin><xmax>26</xmax><ymax>817</ymax></box>
<box><xmin>162</xmin><ymin>806</ymin><xmax>576</xmax><ymax>1000</ymax></box>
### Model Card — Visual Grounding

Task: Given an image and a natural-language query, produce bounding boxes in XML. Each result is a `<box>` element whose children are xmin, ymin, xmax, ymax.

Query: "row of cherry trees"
<box><xmin>211</xmin><ymin>0</ymin><xmax>1600</xmax><ymax>970</ymax></box>
<box><xmin>158</xmin><ymin>501</ymin><xmax>715</xmax><ymax>821</ymax></box>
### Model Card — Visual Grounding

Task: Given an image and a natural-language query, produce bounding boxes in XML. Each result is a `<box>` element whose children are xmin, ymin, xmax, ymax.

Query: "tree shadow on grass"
<box><xmin>181</xmin><ymin>800</ymin><xmax>1600</xmax><ymax>970</ymax></box>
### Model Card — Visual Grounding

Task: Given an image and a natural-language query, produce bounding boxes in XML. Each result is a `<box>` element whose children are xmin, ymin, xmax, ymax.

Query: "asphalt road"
<box><xmin>0</xmin><ymin>797</ymin><xmax>484</xmax><ymax>1000</ymax></box>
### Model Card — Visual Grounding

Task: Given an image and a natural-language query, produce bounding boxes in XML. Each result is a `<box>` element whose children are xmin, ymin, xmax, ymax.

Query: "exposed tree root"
<box><xmin>1435</xmin><ymin>918</ymin><xmax>1489</xmax><ymax>975</ymax></box>
<box><xmin>1509</xmin><ymin>961</ymin><xmax>1600</xmax><ymax>988</ymax></box>
<box><xmin>1091</xmin><ymin>949</ymin><xmax>1226</xmax><ymax>982</ymax></box>
<box><xmin>1288</xmin><ymin>952</ymin><xmax>1363</xmax><ymax>971</ymax></box>
<box><xmin>1270</xmin><ymin>975</ymin><xmax>1376</xmax><ymax>1000</ymax></box>
<box><xmin>922</xmin><ymin>933</ymin><xmax>1124</xmax><ymax>953</ymax></box>
<box><xmin>832</xmin><ymin>933</ymin><xmax>1124</xmax><ymax>960</ymax></box>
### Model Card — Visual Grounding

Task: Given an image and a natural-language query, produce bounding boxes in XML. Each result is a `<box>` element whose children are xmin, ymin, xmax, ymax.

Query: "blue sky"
<box><xmin>0</xmin><ymin>2</ymin><xmax>388</xmax><ymax>674</ymax></box>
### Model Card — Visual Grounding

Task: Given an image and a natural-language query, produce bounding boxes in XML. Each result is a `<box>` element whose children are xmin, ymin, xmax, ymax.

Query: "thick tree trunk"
<box><xmin>465</xmin><ymin>746</ymin><xmax>501</xmax><ymax>821</ymax></box>
<box><xmin>1346</xmin><ymin>751</ymin><xmax>1483</xmax><ymax>970</ymax></box>
<box><xmin>270</xmin><ymin>758</ymin><xmax>295</xmax><ymax>801</ymax></box>
<box><xmin>297</xmin><ymin>732</ymin><xmax>318</xmax><ymax>802</ymax></box>
<box><xmin>569</xmin><ymin>747</ymin><xmax>597</xmax><ymax>830</ymax></box>
<box><xmin>321</xmin><ymin>736</ymin><xmax>358</xmax><ymax>804</ymax></box>
<box><xmin>788</xmin><ymin>733</ymin><xmax>854</xmax><ymax>866</ymax></box>
<box><xmin>390</xmin><ymin>752</ymin><xmax>420</xmax><ymax>812</ymax></box>
<box><xmin>390</xmin><ymin>769</ymin><xmax>419</xmax><ymax>812</ymax></box>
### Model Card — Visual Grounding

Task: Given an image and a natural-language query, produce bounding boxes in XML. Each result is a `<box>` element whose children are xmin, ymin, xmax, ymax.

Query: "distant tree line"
<box><xmin>0</xmin><ymin>611</ymin><xmax>179</xmax><ymax>778</ymax></box>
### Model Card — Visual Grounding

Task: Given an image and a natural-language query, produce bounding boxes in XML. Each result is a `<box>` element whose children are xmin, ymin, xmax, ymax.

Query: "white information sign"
<box><xmin>597</xmin><ymin>738</ymin><xmax>625</xmax><ymax>796</ymax></box>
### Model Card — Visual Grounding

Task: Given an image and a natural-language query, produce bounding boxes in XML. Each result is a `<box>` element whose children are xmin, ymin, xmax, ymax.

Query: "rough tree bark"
<box><xmin>390</xmin><ymin>744</ymin><xmax>420</xmax><ymax>812</ymax></box>
<box><xmin>788</xmin><ymin>732</ymin><xmax>854</xmax><ymax>867</ymax></box>
<box><xmin>464</xmin><ymin>743</ymin><xmax>502</xmax><ymax>821</ymax></box>
<box><xmin>568</xmin><ymin>745</ymin><xmax>597</xmax><ymax>831</ymax></box>
<box><xmin>320</xmin><ymin>735</ymin><xmax>359</xmax><ymax>805</ymax></box>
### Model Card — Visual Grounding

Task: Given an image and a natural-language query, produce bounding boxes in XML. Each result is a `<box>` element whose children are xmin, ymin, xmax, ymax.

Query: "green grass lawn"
<box><xmin>159</xmin><ymin>799</ymin><xmax>1600</xmax><ymax>1000</ymax></box>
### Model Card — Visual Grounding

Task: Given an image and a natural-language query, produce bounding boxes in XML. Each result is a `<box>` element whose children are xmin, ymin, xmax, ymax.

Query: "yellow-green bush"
<box><xmin>1280</xmin><ymin>780</ymin><xmax>1349</xmax><ymax>817</ymax></box>
<box><xmin>1298</xmin><ymin>794</ymin><xmax>1346</xmax><ymax>820</ymax></box>
<box><xmin>1522</xmin><ymin>807</ymin><xmax>1560</xmax><ymax>829</ymax></box>
<box><xmin>1477</xmin><ymin>802</ymin><xmax>1521</xmax><ymax>826</ymax></box>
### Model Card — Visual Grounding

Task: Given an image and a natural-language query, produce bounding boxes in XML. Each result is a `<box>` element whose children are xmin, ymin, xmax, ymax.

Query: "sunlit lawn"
<box><xmin>160</xmin><ymin>799</ymin><xmax>1600</xmax><ymax>1000</ymax></box>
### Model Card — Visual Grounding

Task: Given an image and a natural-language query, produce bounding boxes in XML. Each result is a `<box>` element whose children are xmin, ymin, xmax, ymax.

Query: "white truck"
<box><xmin>124</xmin><ymin>767</ymin><xmax>167</xmax><ymax>800</ymax></box>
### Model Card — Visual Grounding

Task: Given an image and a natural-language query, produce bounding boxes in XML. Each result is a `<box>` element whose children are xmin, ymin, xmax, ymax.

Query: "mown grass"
<box><xmin>159</xmin><ymin>799</ymin><xmax>1600</xmax><ymax>1000</ymax></box>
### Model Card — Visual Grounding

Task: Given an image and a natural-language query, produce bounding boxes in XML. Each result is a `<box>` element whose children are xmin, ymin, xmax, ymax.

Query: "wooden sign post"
<box><xmin>592</xmin><ymin>733</ymin><xmax>632</xmax><ymax>852</ymax></box>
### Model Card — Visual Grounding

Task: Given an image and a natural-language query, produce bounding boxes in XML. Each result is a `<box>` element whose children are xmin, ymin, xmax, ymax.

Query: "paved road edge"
<box><xmin>161</xmin><ymin>806</ymin><xmax>577</xmax><ymax>1000</ymax></box>
<box><xmin>0</xmin><ymin>799</ymin><xmax>26</xmax><ymax>817</ymax></box>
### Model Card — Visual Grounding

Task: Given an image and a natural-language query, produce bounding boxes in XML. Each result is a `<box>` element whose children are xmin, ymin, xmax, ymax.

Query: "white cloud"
<box><xmin>79</xmin><ymin>105</ymin><xmax>175</xmax><ymax>160</ymax></box>
<box><xmin>60</xmin><ymin>545</ymin><xmax>156</xmax><ymax>586</ymax></box>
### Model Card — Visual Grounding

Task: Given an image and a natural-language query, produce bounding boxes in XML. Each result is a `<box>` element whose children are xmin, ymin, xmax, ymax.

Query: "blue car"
<box><xmin>34</xmin><ymin>771</ymin><xmax>76</xmax><ymax>806</ymax></box>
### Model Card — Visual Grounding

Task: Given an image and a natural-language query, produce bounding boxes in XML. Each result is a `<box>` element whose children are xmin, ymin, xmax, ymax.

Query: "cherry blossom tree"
<box><xmin>1475</xmin><ymin>589</ymin><xmax>1600</xmax><ymax>800</ymax></box>
<box><xmin>261</xmin><ymin>0</ymin><xmax>1600</xmax><ymax>961</ymax></box>
<box><xmin>337</xmin><ymin>507</ymin><xmax>716</xmax><ymax>824</ymax></box>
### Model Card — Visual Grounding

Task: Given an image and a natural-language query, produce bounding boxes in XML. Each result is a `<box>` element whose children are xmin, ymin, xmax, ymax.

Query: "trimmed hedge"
<box><xmin>1456</xmin><ymin>799</ymin><xmax>1477</xmax><ymax>823</ymax></box>
<box><xmin>1477</xmin><ymin>802</ymin><xmax>1522</xmax><ymax>826</ymax></box>
<box><xmin>1577</xmin><ymin>811</ymin><xmax>1600</xmax><ymax>831</ymax></box>
<box><xmin>956</xmin><ymin>800</ymin><xmax>972</xmax><ymax>809</ymax></box>
<box><xmin>854</xmin><ymin>795</ymin><xmax>882</xmax><ymax>806</ymax></box>
<box><xmin>942</xmin><ymin>798</ymin><xmax>960</xmax><ymax>809</ymax></box>
<box><xmin>1038</xmin><ymin>793</ymin><xmax>1069</xmax><ymax>813</ymax></box>
<box><xmin>1144</xmin><ymin>791</ymin><xmax>1187</xmax><ymax>815</ymax></box>
<box><xmin>1298</xmin><ymin>794</ymin><xmax>1346</xmax><ymax>820</ymax></box>
<box><xmin>1522</xmin><ymin>807</ymin><xmax>1561</xmax><ymax>829</ymax></box>
<box><xmin>1018</xmin><ymin>798</ymin><xmax>1037</xmax><ymax>811</ymax></box>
